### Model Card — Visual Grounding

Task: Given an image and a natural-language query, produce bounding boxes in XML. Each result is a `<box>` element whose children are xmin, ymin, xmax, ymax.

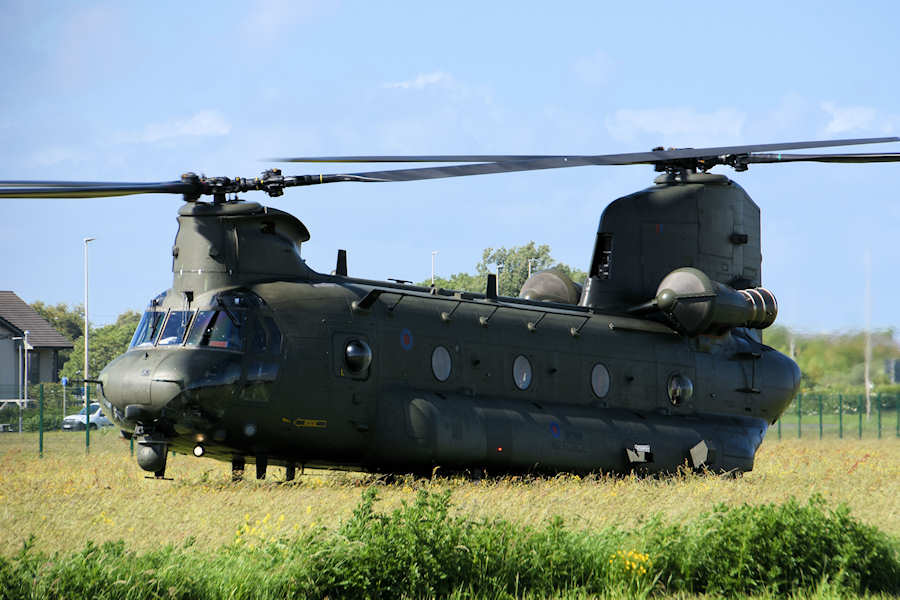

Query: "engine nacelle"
<box><xmin>655</xmin><ymin>267</ymin><xmax>777</xmax><ymax>336</ymax></box>
<box><xmin>519</xmin><ymin>269</ymin><xmax>582</xmax><ymax>304</ymax></box>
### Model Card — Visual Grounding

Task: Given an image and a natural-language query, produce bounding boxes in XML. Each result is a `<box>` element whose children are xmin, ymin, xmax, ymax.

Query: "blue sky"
<box><xmin>1</xmin><ymin>1</ymin><xmax>898</xmax><ymax>333</ymax></box>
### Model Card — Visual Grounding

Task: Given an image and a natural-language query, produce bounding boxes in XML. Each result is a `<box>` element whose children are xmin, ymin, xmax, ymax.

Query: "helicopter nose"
<box><xmin>98</xmin><ymin>351</ymin><xmax>186</xmax><ymax>424</ymax></box>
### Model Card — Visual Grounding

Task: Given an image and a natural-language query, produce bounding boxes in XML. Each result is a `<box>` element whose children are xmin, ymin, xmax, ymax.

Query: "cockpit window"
<box><xmin>185</xmin><ymin>310</ymin><xmax>216</xmax><ymax>346</ymax></box>
<box><xmin>130</xmin><ymin>311</ymin><xmax>165</xmax><ymax>348</ymax></box>
<box><xmin>157</xmin><ymin>311</ymin><xmax>194</xmax><ymax>346</ymax></box>
<box><xmin>184</xmin><ymin>310</ymin><xmax>244</xmax><ymax>351</ymax></box>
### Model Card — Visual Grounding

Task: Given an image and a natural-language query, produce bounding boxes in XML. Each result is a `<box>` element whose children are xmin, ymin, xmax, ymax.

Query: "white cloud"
<box><xmin>383</xmin><ymin>71</ymin><xmax>453</xmax><ymax>91</ymax></box>
<box><xmin>820</xmin><ymin>101</ymin><xmax>889</xmax><ymax>135</ymax></box>
<box><xmin>120</xmin><ymin>110</ymin><xmax>232</xmax><ymax>144</ymax></box>
<box><xmin>29</xmin><ymin>146</ymin><xmax>84</xmax><ymax>167</ymax></box>
<box><xmin>241</xmin><ymin>0</ymin><xmax>333</xmax><ymax>42</ymax></box>
<box><xmin>605</xmin><ymin>107</ymin><xmax>746</xmax><ymax>146</ymax></box>
<box><xmin>573</xmin><ymin>50</ymin><xmax>614</xmax><ymax>86</ymax></box>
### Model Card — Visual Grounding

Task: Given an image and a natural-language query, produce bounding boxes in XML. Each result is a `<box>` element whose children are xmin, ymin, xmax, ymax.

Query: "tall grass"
<box><xmin>1</xmin><ymin>488</ymin><xmax>897</xmax><ymax>598</ymax></box>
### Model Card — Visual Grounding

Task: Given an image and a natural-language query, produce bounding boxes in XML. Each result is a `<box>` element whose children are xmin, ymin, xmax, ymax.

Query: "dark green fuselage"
<box><xmin>98</xmin><ymin>174</ymin><xmax>800</xmax><ymax>476</ymax></box>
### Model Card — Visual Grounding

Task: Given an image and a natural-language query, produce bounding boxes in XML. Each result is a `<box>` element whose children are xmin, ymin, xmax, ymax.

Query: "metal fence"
<box><xmin>773</xmin><ymin>393</ymin><xmax>899</xmax><ymax>440</ymax></box>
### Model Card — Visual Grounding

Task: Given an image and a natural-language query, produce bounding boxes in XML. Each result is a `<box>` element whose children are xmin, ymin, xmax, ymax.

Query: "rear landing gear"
<box><xmin>285</xmin><ymin>464</ymin><xmax>296</xmax><ymax>482</ymax></box>
<box><xmin>232</xmin><ymin>456</ymin><xmax>245</xmax><ymax>482</ymax></box>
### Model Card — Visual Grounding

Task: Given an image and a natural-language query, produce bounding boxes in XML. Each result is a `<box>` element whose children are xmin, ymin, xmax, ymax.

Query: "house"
<box><xmin>0</xmin><ymin>291</ymin><xmax>74</xmax><ymax>399</ymax></box>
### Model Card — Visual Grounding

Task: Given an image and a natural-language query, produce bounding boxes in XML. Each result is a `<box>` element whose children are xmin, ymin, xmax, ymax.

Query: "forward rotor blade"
<box><xmin>0</xmin><ymin>180</ymin><xmax>195</xmax><ymax>198</ymax></box>
<box><xmin>746</xmin><ymin>152</ymin><xmax>900</xmax><ymax>164</ymax></box>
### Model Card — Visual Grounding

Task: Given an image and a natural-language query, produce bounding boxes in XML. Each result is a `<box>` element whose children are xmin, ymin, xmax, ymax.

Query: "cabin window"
<box><xmin>431</xmin><ymin>346</ymin><xmax>452</xmax><ymax>382</ymax></box>
<box><xmin>591</xmin><ymin>363</ymin><xmax>610</xmax><ymax>398</ymax></box>
<box><xmin>130</xmin><ymin>311</ymin><xmax>165</xmax><ymax>348</ymax></box>
<box><xmin>157</xmin><ymin>311</ymin><xmax>194</xmax><ymax>346</ymax></box>
<box><xmin>513</xmin><ymin>355</ymin><xmax>533</xmax><ymax>390</ymax></box>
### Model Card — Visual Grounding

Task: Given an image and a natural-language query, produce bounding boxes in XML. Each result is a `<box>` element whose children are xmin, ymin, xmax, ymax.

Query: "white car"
<box><xmin>61</xmin><ymin>403</ymin><xmax>112</xmax><ymax>431</ymax></box>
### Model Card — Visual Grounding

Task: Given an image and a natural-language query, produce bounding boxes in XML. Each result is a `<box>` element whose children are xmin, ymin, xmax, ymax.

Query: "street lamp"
<box><xmin>431</xmin><ymin>251</ymin><xmax>439</xmax><ymax>286</ymax></box>
<box><xmin>10</xmin><ymin>332</ymin><xmax>28</xmax><ymax>432</ymax></box>
<box><xmin>84</xmin><ymin>237</ymin><xmax>95</xmax><ymax>445</ymax></box>
<box><xmin>84</xmin><ymin>238</ymin><xmax>95</xmax><ymax>384</ymax></box>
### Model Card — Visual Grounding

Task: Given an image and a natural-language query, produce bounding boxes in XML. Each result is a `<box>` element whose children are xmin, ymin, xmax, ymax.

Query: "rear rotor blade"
<box><xmin>746</xmin><ymin>152</ymin><xmax>900</xmax><ymax>165</ymax></box>
<box><xmin>274</xmin><ymin>137</ymin><xmax>900</xmax><ymax>166</ymax></box>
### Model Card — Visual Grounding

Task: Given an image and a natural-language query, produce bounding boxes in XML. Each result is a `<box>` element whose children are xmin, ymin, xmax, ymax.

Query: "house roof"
<box><xmin>0</xmin><ymin>291</ymin><xmax>74</xmax><ymax>349</ymax></box>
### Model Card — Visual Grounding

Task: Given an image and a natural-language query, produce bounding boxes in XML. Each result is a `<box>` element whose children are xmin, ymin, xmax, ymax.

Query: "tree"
<box><xmin>30</xmin><ymin>301</ymin><xmax>84</xmax><ymax>343</ymax></box>
<box><xmin>765</xmin><ymin>325</ymin><xmax>900</xmax><ymax>392</ymax></box>
<box><xmin>421</xmin><ymin>242</ymin><xmax>587</xmax><ymax>297</ymax></box>
<box><xmin>61</xmin><ymin>310</ymin><xmax>141</xmax><ymax>379</ymax></box>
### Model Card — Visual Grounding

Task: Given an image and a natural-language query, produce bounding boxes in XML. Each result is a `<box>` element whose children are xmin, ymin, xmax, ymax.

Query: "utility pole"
<box><xmin>431</xmin><ymin>251</ymin><xmax>438</xmax><ymax>286</ymax></box>
<box><xmin>84</xmin><ymin>237</ymin><xmax>95</xmax><ymax>449</ymax></box>
<box><xmin>864</xmin><ymin>250</ymin><xmax>872</xmax><ymax>418</ymax></box>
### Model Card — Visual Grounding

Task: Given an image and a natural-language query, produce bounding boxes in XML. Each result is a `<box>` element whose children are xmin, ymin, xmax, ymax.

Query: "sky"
<box><xmin>1</xmin><ymin>1</ymin><xmax>898</xmax><ymax>334</ymax></box>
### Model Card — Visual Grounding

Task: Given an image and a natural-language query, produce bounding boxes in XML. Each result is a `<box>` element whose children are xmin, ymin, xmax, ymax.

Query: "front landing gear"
<box><xmin>137</xmin><ymin>441</ymin><xmax>169</xmax><ymax>478</ymax></box>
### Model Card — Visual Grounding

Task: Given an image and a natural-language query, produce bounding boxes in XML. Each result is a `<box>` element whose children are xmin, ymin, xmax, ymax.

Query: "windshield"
<box><xmin>185</xmin><ymin>310</ymin><xmax>244</xmax><ymax>351</ymax></box>
<box><xmin>77</xmin><ymin>403</ymin><xmax>101</xmax><ymax>415</ymax></box>
<box><xmin>157</xmin><ymin>311</ymin><xmax>194</xmax><ymax>346</ymax></box>
<box><xmin>130</xmin><ymin>311</ymin><xmax>165</xmax><ymax>348</ymax></box>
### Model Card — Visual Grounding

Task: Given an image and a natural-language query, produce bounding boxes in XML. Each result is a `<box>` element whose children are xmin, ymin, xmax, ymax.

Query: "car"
<box><xmin>61</xmin><ymin>403</ymin><xmax>112</xmax><ymax>431</ymax></box>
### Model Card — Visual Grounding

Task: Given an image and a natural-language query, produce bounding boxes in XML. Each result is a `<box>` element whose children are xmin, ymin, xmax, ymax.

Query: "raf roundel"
<box><xmin>400</xmin><ymin>328</ymin><xmax>414</xmax><ymax>351</ymax></box>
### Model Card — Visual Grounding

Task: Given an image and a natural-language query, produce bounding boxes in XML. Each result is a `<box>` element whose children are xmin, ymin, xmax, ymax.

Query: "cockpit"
<box><xmin>129</xmin><ymin>291</ymin><xmax>281</xmax><ymax>353</ymax></box>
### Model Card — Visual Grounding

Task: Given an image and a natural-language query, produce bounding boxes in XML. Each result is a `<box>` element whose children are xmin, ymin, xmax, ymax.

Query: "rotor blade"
<box><xmin>315</xmin><ymin>138</ymin><xmax>900</xmax><ymax>183</ymax></box>
<box><xmin>0</xmin><ymin>180</ymin><xmax>195</xmax><ymax>198</ymax></box>
<box><xmin>274</xmin><ymin>137</ymin><xmax>900</xmax><ymax>166</ymax></box>
<box><xmin>746</xmin><ymin>152</ymin><xmax>900</xmax><ymax>164</ymax></box>
<box><xmin>271</xmin><ymin>155</ymin><xmax>565</xmax><ymax>163</ymax></box>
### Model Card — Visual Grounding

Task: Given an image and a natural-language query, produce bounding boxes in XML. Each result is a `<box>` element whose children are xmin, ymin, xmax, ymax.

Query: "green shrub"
<box><xmin>2</xmin><ymin>490</ymin><xmax>897</xmax><ymax>599</ymax></box>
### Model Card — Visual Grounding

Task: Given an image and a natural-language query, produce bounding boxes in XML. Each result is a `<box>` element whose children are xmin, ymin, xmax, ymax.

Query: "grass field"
<box><xmin>1</xmin><ymin>430</ymin><xmax>898</xmax><ymax>558</ymax></box>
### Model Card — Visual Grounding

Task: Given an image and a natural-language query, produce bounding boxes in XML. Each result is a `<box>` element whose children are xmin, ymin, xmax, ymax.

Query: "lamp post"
<box><xmin>431</xmin><ymin>251</ymin><xmax>439</xmax><ymax>286</ymax></box>
<box><xmin>84</xmin><ymin>237</ymin><xmax>95</xmax><ymax>451</ymax></box>
<box><xmin>11</xmin><ymin>333</ymin><xmax>27</xmax><ymax>432</ymax></box>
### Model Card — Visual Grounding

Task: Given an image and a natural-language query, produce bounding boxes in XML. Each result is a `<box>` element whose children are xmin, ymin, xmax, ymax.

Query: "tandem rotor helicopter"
<box><xmin>3</xmin><ymin>137</ymin><xmax>899</xmax><ymax>480</ymax></box>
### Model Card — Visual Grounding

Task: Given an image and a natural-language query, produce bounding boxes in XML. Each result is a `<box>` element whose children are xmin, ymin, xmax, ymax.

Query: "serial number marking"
<box><xmin>281</xmin><ymin>417</ymin><xmax>328</xmax><ymax>429</ymax></box>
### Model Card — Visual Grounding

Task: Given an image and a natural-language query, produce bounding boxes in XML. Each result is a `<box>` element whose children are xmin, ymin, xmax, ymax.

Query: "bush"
<box><xmin>1</xmin><ymin>490</ymin><xmax>897</xmax><ymax>599</ymax></box>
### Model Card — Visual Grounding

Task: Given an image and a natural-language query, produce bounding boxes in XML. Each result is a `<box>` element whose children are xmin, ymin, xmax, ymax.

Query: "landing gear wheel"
<box><xmin>137</xmin><ymin>441</ymin><xmax>168</xmax><ymax>477</ymax></box>
<box><xmin>232</xmin><ymin>457</ymin><xmax>245</xmax><ymax>482</ymax></box>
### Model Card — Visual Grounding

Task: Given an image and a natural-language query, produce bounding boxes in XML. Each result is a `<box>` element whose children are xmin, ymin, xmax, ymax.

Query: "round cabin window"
<box><xmin>513</xmin><ymin>355</ymin><xmax>533</xmax><ymax>390</ymax></box>
<box><xmin>667</xmin><ymin>373</ymin><xmax>693</xmax><ymax>406</ymax></box>
<box><xmin>431</xmin><ymin>345</ymin><xmax>452</xmax><ymax>382</ymax></box>
<box><xmin>591</xmin><ymin>363</ymin><xmax>610</xmax><ymax>398</ymax></box>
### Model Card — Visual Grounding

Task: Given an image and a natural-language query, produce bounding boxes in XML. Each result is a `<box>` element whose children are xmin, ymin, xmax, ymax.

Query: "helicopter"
<box><xmin>3</xmin><ymin>137</ymin><xmax>899</xmax><ymax>480</ymax></box>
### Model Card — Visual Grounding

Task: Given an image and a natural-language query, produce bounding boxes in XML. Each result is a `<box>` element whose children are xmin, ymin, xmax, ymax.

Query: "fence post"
<box><xmin>818</xmin><ymin>395</ymin><xmax>823</xmax><ymax>440</ymax></box>
<box><xmin>896</xmin><ymin>395</ymin><xmax>899</xmax><ymax>438</ymax></box>
<box><xmin>778</xmin><ymin>416</ymin><xmax>782</xmax><ymax>440</ymax></box>
<box><xmin>877</xmin><ymin>393</ymin><xmax>882</xmax><ymax>440</ymax></box>
<box><xmin>130</xmin><ymin>436</ymin><xmax>134</xmax><ymax>456</ymax></box>
<box><xmin>798</xmin><ymin>394</ymin><xmax>802</xmax><ymax>439</ymax></box>
<box><xmin>838</xmin><ymin>394</ymin><xmax>843</xmax><ymax>439</ymax></box>
<box><xmin>858</xmin><ymin>395</ymin><xmax>863</xmax><ymax>440</ymax></box>
<box><xmin>39</xmin><ymin>384</ymin><xmax>44</xmax><ymax>458</ymax></box>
